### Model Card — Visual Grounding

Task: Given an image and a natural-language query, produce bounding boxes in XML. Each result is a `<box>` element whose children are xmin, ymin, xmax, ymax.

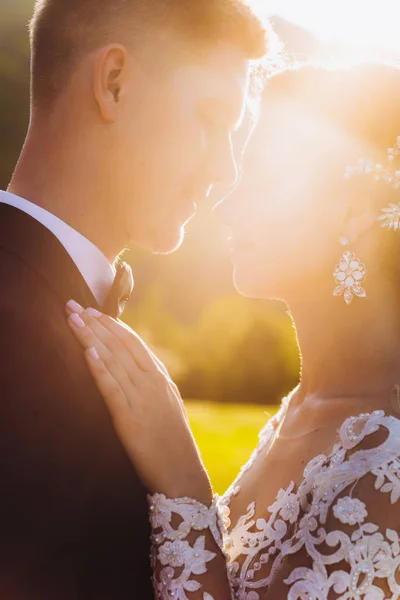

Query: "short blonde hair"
<box><xmin>29</xmin><ymin>0</ymin><xmax>269</xmax><ymax>108</ymax></box>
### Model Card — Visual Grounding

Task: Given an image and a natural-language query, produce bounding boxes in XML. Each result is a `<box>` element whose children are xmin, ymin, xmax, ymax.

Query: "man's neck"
<box><xmin>9</xmin><ymin>125</ymin><xmax>128</xmax><ymax>264</ymax></box>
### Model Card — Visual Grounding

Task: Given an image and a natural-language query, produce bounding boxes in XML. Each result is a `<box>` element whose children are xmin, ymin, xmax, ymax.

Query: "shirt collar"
<box><xmin>0</xmin><ymin>190</ymin><xmax>115</xmax><ymax>306</ymax></box>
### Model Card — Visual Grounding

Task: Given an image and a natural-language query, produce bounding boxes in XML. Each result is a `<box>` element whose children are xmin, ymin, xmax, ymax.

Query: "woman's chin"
<box><xmin>232</xmin><ymin>266</ymin><xmax>264</xmax><ymax>299</ymax></box>
<box><xmin>232</xmin><ymin>264</ymin><xmax>289</xmax><ymax>301</ymax></box>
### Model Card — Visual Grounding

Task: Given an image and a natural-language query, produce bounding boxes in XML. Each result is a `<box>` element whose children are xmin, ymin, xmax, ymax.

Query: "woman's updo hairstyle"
<box><xmin>263</xmin><ymin>62</ymin><xmax>400</xmax><ymax>287</ymax></box>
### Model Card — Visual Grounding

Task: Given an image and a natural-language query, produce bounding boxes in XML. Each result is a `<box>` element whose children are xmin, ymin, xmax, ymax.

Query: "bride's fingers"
<box><xmin>66</xmin><ymin>302</ymin><xmax>186</xmax><ymax>414</ymax></box>
<box><xmin>84</xmin><ymin>347</ymin><xmax>129</xmax><ymax>414</ymax></box>
<box><xmin>84</xmin><ymin>309</ymin><xmax>167</xmax><ymax>375</ymax></box>
<box><xmin>93</xmin><ymin>315</ymin><xmax>187</xmax><ymax>407</ymax></box>
<box><xmin>122</xmin><ymin>328</ymin><xmax>170</xmax><ymax>378</ymax></box>
<box><xmin>66</xmin><ymin>300</ymin><xmax>165</xmax><ymax>375</ymax></box>
<box><xmin>67</xmin><ymin>312</ymin><xmax>138</xmax><ymax>400</ymax></box>
<box><xmin>82</xmin><ymin>311</ymin><xmax>189</xmax><ymax>417</ymax></box>
<box><xmin>75</xmin><ymin>310</ymin><xmax>145</xmax><ymax>379</ymax></box>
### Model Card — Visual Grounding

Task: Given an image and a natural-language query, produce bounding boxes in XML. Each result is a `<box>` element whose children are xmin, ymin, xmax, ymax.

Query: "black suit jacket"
<box><xmin>0</xmin><ymin>203</ymin><xmax>153</xmax><ymax>599</ymax></box>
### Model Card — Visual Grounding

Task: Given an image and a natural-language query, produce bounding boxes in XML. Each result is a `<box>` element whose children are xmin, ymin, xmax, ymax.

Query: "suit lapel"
<box><xmin>0</xmin><ymin>203</ymin><xmax>101</xmax><ymax>311</ymax></box>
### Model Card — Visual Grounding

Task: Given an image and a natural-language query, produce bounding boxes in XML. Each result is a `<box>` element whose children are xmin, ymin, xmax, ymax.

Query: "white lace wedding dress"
<box><xmin>148</xmin><ymin>398</ymin><xmax>400</xmax><ymax>600</ymax></box>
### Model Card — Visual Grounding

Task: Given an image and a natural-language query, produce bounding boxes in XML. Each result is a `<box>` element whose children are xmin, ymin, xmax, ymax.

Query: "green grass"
<box><xmin>185</xmin><ymin>401</ymin><xmax>279</xmax><ymax>495</ymax></box>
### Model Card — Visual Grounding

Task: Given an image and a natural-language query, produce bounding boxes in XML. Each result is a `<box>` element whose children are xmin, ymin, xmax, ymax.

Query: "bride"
<box><xmin>66</xmin><ymin>62</ymin><xmax>400</xmax><ymax>599</ymax></box>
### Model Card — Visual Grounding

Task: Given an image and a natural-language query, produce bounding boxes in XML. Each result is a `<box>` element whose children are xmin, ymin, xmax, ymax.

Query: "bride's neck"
<box><xmin>289</xmin><ymin>286</ymin><xmax>400</xmax><ymax>406</ymax></box>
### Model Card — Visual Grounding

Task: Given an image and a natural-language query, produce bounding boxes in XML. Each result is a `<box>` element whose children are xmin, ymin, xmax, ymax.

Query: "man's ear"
<box><xmin>93</xmin><ymin>44</ymin><xmax>128</xmax><ymax>122</ymax></box>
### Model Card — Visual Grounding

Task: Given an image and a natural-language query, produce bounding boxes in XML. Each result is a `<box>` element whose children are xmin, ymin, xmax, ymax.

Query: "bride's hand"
<box><xmin>65</xmin><ymin>301</ymin><xmax>212</xmax><ymax>505</ymax></box>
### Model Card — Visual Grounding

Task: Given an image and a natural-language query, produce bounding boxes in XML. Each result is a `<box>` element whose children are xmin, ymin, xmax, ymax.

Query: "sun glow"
<box><xmin>265</xmin><ymin>0</ymin><xmax>400</xmax><ymax>53</ymax></box>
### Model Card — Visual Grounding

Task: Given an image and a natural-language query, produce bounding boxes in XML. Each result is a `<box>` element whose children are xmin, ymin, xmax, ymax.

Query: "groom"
<box><xmin>0</xmin><ymin>0</ymin><xmax>267</xmax><ymax>598</ymax></box>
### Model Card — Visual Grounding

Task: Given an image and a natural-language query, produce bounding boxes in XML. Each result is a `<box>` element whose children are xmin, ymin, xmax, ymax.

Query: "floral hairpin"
<box><xmin>344</xmin><ymin>136</ymin><xmax>400</xmax><ymax>230</ymax></box>
<box><xmin>333</xmin><ymin>136</ymin><xmax>400</xmax><ymax>305</ymax></box>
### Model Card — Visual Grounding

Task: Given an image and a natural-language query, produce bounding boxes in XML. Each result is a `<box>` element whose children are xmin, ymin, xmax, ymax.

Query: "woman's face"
<box><xmin>215</xmin><ymin>92</ymin><xmax>364</xmax><ymax>303</ymax></box>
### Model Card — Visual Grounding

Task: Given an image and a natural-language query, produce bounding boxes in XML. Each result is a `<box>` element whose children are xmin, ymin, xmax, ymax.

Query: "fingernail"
<box><xmin>69</xmin><ymin>313</ymin><xmax>85</xmax><ymax>329</ymax></box>
<box><xmin>87</xmin><ymin>307</ymin><xmax>103</xmax><ymax>319</ymax></box>
<box><xmin>88</xmin><ymin>347</ymin><xmax>99</xmax><ymax>361</ymax></box>
<box><xmin>66</xmin><ymin>300</ymin><xmax>84</xmax><ymax>314</ymax></box>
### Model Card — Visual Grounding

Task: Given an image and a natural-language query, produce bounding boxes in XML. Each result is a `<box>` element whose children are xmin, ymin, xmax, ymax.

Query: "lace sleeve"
<box><xmin>266</xmin><ymin>410</ymin><xmax>400</xmax><ymax>600</ymax></box>
<box><xmin>148</xmin><ymin>493</ymin><xmax>233</xmax><ymax>600</ymax></box>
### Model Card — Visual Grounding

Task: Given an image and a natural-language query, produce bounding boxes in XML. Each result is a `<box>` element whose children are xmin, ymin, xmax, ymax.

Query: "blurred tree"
<box><xmin>126</xmin><ymin>289</ymin><xmax>300</xmax><ymax>405</ymax></box>
<box><xmin>0</xmin><ymin>3</ymin><xmax>30</xmax><ymax>189</ymax></box>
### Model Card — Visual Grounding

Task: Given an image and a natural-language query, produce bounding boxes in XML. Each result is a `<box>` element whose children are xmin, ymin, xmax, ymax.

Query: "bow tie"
<box><xmin>102</xmin><ymin>261</ymin><xmax>134</xmax><ymax>319</ymax></box>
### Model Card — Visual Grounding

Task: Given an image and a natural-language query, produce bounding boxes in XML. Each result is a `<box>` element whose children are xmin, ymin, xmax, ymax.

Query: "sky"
<box><xmin>264</xmin><ymin>0</ymin><xmax>400</xmax><ymax>52</ymax></box>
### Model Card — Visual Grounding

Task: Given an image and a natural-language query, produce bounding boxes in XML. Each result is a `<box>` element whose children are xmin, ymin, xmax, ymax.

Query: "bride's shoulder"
<box><xmin>330</xmin><ymin>409</ymin><xmax>400</xmax><ymax>469</ymax></box>
<box><xmin>280</xmin><ymin>412</ymin><xmax>400</xmax><ymax>600</ymax></box>
<box><xmin>300</xmin><ymin>409</ymin><xmax>400</xmax><ymax>526</ymax></box>
<box><xmin>303</xmin><ymin>410</ymin><xmax>400</xmax><ymax>489</ymax></box>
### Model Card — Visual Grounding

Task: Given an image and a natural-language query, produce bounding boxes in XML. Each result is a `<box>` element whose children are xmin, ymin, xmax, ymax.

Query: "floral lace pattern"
<box><xmin>148</xmin><ymin>493</ymin><xmax>227</xmax><ymax>600</ymax></box>
<box><xmin>221</xmin><ymin>409</ymin><xmax>400</xmax><ymax>600</ymax></box>
<box><xmin>147</xmin><ymin>409</ymin><xmax>400</xmax><ymax>600</ymax></box>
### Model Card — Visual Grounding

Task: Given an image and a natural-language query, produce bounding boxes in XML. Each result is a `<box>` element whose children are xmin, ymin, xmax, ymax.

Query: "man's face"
<box><xmin>113</xmin><ymin>41</ymin><xmax>250</xmax><ymax>254</ymax></box>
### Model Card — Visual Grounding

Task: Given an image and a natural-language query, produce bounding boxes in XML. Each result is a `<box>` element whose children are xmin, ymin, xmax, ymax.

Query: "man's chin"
<box><xmin>149</xmin><ymin>225</ymin><xmax>186</xmax><ymax>255</ymax></box>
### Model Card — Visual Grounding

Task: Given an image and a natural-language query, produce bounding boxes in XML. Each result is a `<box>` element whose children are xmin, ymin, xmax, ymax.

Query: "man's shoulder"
<box><xmin>0</xmin><ymin>246</ymin><xmax>72</xmax><ymax>351</ymax></box>
<box><xmin>0</xmin><ymin>245</ymin><xmax>62</xmax><ymax>310</ymax></box>
<box><xmin>0</xmin><ymin>246</ymin><xmax>91</xmax><ymax>389</ymax></box>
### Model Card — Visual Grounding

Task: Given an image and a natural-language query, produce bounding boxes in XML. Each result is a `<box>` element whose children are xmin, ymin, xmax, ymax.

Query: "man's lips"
<box><xmin>179</xmin><ymin>199</ymin><xmax>197</xmax><ymax>221</ymax></box>
<box><xmin>178</xmin><ymin>184</ymin><xmax>211</xmax><ymax>221</ymax></box>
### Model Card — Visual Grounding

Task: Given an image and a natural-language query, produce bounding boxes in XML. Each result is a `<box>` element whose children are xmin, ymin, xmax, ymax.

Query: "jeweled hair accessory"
<box><xmin>333</xmin><ymin>136</ymin><xmax>400</xmax><ymax>306</ymax></box>
<box><xmin>344</xmin><ymin>136</ymin><xmax>400</xmax><ymax>230</ymax></box>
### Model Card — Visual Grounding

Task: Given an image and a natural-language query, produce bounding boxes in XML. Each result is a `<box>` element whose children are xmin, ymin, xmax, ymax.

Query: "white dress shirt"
<box><xmin>0</xmin><ymin>190</ymin><xmax>115</xmax><ymax>306</ymax></box>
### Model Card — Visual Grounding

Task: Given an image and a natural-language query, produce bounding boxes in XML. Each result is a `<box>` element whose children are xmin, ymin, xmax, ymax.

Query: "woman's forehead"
<box><xmin>245</xmin><ymin>96</ymin><xmax>370</xmax><ymax>173</ymax></box>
